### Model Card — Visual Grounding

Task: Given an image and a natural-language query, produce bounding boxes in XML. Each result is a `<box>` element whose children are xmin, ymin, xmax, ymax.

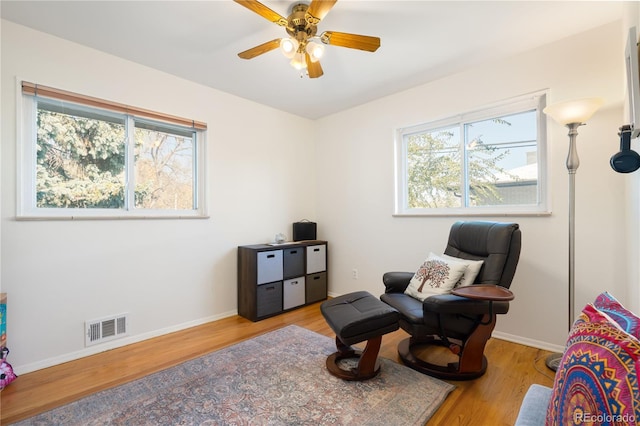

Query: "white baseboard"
<box><xmin>491</xmin><ymin>331</ymin><xmax>565</xmax><ymax>353</ymax></box>
<box><xmin>15</xmin><ymin>310</ymin><xmax>238</xmax><ymax>375</ymax></box>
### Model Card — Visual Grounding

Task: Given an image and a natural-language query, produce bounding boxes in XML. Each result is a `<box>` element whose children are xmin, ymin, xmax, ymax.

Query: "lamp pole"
<box><xmin>565</xmin><ymin>122</ymin><xmax>582</xmax><ymax>332</ymax></box>
<box><xmin>542</xmin><ymin>97</ymin><xmax>602</xmax><ymax>371</ymax></box>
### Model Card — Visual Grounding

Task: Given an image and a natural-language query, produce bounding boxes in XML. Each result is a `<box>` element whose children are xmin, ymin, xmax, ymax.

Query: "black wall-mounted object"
<box><xmin>611</xmin><ymin>125</ymin><xmax>640</xmax><ymax>173</ymax></box>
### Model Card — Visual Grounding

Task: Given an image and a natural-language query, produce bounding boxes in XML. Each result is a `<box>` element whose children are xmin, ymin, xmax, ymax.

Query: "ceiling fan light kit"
<box><xmin>290</xmin><ymin>52</ymin><xmax>307</xmax><ymax>70</ymax></box>
<box><xmin>234</xmin><ymin>0</ymin><xmax>380</xmax><ymax>78</ymax></box>
<box><xmin>280</xmin><ymin>38</ymin><xmax>298</xmax><ymax>58</ymax></box>
<box><xmin>305</xmin><ymin>41</ymin><xmax>324</xmax><ymax>62</ymax></box>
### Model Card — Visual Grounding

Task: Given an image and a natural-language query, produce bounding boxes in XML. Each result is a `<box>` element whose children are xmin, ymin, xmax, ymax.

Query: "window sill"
<box><xmin>393</xmin><ymin>208</ymin><xmax>552</xmax><ymax>217</ymax></box>
<box><xmin>16</xmin><ymin>213</ymin><xmax>210</xmax><ymax>221</ymax></box>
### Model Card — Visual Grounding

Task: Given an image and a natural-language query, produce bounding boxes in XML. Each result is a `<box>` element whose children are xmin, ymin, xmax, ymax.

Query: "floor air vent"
<box><xmin>85</xmin><ymin>313</ymin><xmax>128</xmax><ymax>347</ymax></box>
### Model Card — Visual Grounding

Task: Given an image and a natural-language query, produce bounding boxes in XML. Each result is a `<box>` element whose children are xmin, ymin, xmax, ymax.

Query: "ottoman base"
<box><xmin>326</xmin><ymin>335</ymin><xmax>382</xmax><ymax>381</ymax></box>
<box><xmin>320</xmin><ymin>291</ymin><xmax>399</xmax><ymax>381</ymax></box>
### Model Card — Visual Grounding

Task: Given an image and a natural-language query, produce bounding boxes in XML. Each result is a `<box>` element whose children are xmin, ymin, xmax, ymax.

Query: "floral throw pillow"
<box><xmin>545</xmin><ymin>303</ymin><xmax>640</xmax><ymax>425</ymax></box>
<box><xmin>404</xmin><ymin>253</ymin><xmax>468</xmax><ymax>302</ymax></box>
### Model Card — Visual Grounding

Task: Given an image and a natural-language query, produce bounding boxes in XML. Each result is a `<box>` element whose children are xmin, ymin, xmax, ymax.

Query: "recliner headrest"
<box><xmin>444</xmin><ymin>221</ymin><xmax>521</xmax><ymax>287</ymax></box>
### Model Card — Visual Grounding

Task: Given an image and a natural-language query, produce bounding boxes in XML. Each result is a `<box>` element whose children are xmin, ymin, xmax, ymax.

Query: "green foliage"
<box><xmin>36</xmin><ymin>109</ymin><xmax>125</xmax><ymax>208</ymax></box>
<box><xmin>35</xmin><ymin>107</ymin><xmax>194</xmax><ymax>210</ymax></box>
<box><xmin>407</xmin><ymin>130</ymin><xmax>461</xmax><ymax>208</ymax></box>
<box><xmin>36</xmin><ymin>166</ymin><xmax>125</xmax><ymax>208</ymax></box>
<box><xmin>407</xmin><ymin>126</ymin><xmax>515</xmax><ymax>208</ymax></box>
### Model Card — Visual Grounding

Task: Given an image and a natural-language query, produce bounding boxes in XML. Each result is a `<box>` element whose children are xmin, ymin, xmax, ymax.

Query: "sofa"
<box><xmin>515</xmin><ymin>384</ymin><xmax>553</xmax><ymax>425</ymax></box>
<box><xmin>515</xmin><ymin>292</ymin><xmax>640</xmax><ymax>425</ymax></box>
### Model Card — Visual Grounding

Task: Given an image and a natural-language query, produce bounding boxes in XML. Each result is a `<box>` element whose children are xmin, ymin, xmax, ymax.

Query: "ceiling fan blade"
<box><xmin>238</xmin><ymin>39</ymin><xmax>282</xmax><ymax>59</ymax></box>
<box><xmin>321</xmin><ymin>31</ymin><xmax>380</xmax><ymax>52</ymax></box>
<box><xmin>306</xmin><ymin>0</ymin><xmax>337</xmax><ymax>24</ymax></box>
<box><xmin>234</xmin><ymin>0</ymin><xmax>287</xmax><ymax>27</ymax></box>
<box><xmin>305</xmin><ymin>54</ymin><xmax>324</xmax><ymax>78</ymax></box>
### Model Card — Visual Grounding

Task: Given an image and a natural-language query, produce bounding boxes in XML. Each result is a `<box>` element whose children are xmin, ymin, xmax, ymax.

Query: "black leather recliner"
<box><xmin>380</xmin><ymin>221</ymin><xmax>521</xmax><ymax>380</ymax></box>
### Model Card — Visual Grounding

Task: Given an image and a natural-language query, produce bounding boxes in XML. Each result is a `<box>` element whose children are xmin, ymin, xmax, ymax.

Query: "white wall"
<box><xmin>1</xmin><ymin>17</ymin><xmax>633</xmax><ymax>373</ymax></box>
<box><xmin>315</xmin><ymin>21</ymin><xmax>626</xmax><ymax>350</ymax></box>
<box><xmin>1</xmin><ymin>20</ymin><xmax>316</xmax><ymax>373</ymax></box>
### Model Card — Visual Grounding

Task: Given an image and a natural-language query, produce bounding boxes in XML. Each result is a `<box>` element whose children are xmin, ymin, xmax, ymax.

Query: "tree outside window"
<box><xmin>396</xmin><ymin>94</ymin><xmax>546</xmax><ymax>216</ymax></box>
<box><xmin>34</xmin><ymin>101</ymin><xmax>198</xmax><ymax>213</ymax></box>
<box><xmin>36</xmin><ymin>106</ymin><xmax>126</xmax><ymax>208</ymax></box>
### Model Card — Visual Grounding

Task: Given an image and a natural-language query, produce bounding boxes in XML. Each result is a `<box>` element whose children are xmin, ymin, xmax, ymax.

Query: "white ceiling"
<box><xmin>1</xmin><ymin>1</ymin><xmax>626</xmax><ymax>119</ymax></box>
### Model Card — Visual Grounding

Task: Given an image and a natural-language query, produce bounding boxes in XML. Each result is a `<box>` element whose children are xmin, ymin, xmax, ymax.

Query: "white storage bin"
<box><xmin>257</xmin><ymin>250</ymin><xmax>283</xmax><ymax>284</ymax></box>
<box><xmin>283</xmin><ymin>277</ymin><xmax>305</xmax><ymax>310</ymax></box>
<box><xmin>306</xmin><ymin>244</ymin><xmax>326</xmax><ymax>274</ymax></box>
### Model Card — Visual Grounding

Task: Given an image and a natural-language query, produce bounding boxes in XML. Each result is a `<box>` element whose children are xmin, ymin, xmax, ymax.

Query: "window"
<box><xmin>395</xmin><ymin>92</ymin><xmax>548</xmax><ymax>216</ymax></box>
<box><xmin>18</xmin><ymin>82</ymin><xmax>207</xmax><ymax>219</ymax></box>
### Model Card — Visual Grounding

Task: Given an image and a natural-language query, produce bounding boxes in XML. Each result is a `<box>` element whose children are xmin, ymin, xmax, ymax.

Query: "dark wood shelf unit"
<box><xmin>237</xmin><ymin>240</ymin><xmax>328</xmax><ymax>321</ymax></box>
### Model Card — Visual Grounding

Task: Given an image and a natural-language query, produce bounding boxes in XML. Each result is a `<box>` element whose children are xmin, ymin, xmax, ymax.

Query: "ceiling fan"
<box><xmin>234</xmin><ymin>0</ymin><xmax>381</xmax><ymax>78</ymax></box>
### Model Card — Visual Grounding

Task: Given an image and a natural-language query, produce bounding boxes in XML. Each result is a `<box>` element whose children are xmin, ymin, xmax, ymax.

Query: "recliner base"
<box><xmin>398</xmin><ymin>336</ymin><xmax>487</xmax><ymax>380</ymax></box>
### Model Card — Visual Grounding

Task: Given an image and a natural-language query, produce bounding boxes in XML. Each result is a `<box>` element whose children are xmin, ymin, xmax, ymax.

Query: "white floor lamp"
<box><xmin>543</xmin><ymin>97</ymin><xmax>604</xmax><ymax>371</ymax></box>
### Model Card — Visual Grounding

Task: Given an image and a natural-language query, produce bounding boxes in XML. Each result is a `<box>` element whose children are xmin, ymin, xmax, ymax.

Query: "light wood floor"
<box><xmin>0</xmin><ymin>301</ymin><xmax>555</xmax><ymax>425</ymax></box>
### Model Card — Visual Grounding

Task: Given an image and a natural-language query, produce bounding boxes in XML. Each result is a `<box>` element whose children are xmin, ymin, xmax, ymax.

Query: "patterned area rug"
<box><xmin>17</xmin><ymin>325</ymin><xmax>454</xmax><ymax>425</ymax></box>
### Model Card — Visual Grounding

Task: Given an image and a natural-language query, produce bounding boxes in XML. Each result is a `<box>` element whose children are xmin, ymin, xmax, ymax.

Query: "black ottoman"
<box><xmin>320</xmin><ymin>291</ymin><xmax>399</xmax><ymax>380</ymax></box>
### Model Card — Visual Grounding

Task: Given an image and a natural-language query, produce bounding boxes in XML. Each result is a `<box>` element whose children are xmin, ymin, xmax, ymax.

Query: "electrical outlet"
<box><xmin>352</xmin><ymin>269</ymin><xmax>359</xmax><ymax>279</ymax></box>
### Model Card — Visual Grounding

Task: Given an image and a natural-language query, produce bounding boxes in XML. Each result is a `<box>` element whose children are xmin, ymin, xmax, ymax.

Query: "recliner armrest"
<box><xmin>383</xmin><ymin>272</ymin><xmax>414</xmax><ymax>293</ymax></box>
<box><xmin>423</xmin><ymin>293</ymin><xmax>510</xmax><ymax>316</ymax></box>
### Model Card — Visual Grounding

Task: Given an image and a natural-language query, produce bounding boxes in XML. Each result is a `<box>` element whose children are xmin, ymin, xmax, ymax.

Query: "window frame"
<box><xmin>394</xmin><ymin>91</ymin><xmax>549</xmax><ymax>217</ymax></box>
<box><xmin>16</xmin><ymin>80</ymin><xmax>208</xmax><ymax>220</ymax></box>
